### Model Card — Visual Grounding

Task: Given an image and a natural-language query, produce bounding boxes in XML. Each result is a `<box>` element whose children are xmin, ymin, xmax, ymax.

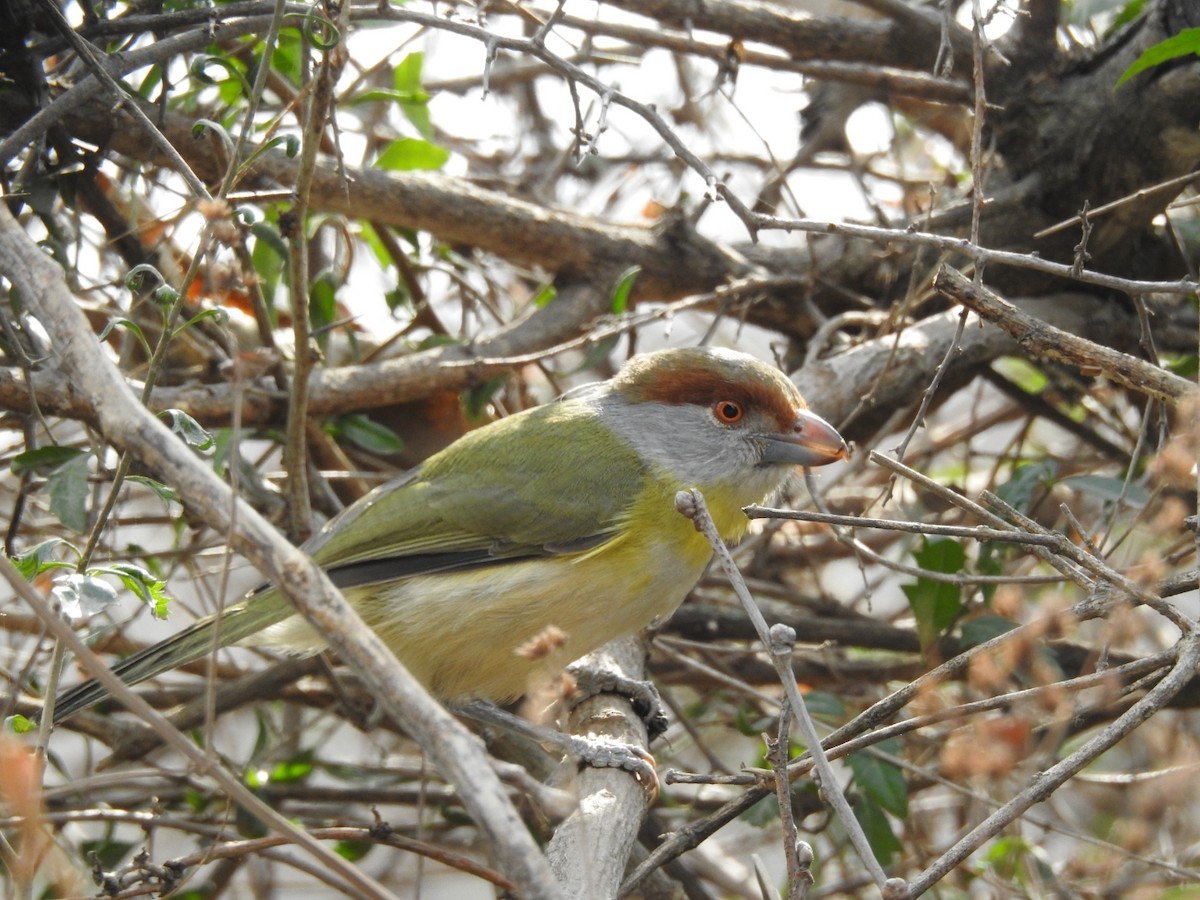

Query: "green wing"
<box><xmin>306</xmin><ymin>399</ymin><xmax>646</xmax><ymax>579</ymax></box>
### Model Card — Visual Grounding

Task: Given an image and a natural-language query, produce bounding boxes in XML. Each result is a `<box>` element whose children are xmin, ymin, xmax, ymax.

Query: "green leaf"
<box><xmin>189</xmin><ymin>53</ymin><xmax>250</xmax><ymax>99</ymax></box>
<box><xmin>160</xmin><ymin>409</ymin><xmax>215</xmax><ymax>452</ymax></box>
<box><xmin>81</xmin><ymin>835</ymin><xmax>137</xmax><ymax>870</ymax></box>
<box><xmin>995</xmin><ymin>459</ymin><xmax>1058</xmax><ymax>514</ymax></box>
<box><xmin>335</xmin><ymin>840</ymin><xmax>375</xmax><ymax>862</ymax></box>
<box><xmin>270</xmin><ymin>28</ymin><xmax>304</xmax><ymax>88</ymax></box>
<box><xmin>349</xmin><ymin>53</ymin><xmax>437</xmax><ymax>139</ymax></box>
<box><xmin>238</xmin><ymin>135</ymin><xmax>301</xmax><ymax>179</ymax></box>
<box><xmin>95</xmin><ymin>563</ymin><xmax>171</xmax><ymax>619</ymax></box>
<box><xmin>959</xmin><ymin>615</ymin><xmax>1018</xmax><ymax>648</ymax></box>
<box><xmin>375</xmin><ymin>138</ymin><xmax>450</xmax><ymax>172</ymax></box>
<box><xmin>125</xmin><ymin>475</ymin><xmax>179</xmax><ymax>505</ymax></box>
<box><xmin>49</xmin><ymin>454</ymin><xmax>90</xmax><ymax>533</ymax></box>
<box><xmin>9</xmin><ymin>539</ymin><xmax>77</xmax><ymax>579</ymax></box>
<box><xmin>124</xmin><ymin>263</ymin><xmax>168</xmax><ymax>294</ymax></box>
<box><xmin>1059</xmin><ymin>473</ymin><xmax>1149</xmax><ymax>509</ymax></box>
<box><xmin>8</xmin><ymin>714</ymin><xmax>36</xmax><ymax>734</ymax></box>
<box><xmin>464</xmin><ymin>377</ymin><xmax>506</xmax><ymax>422</ymax></box>
<box><xmin>1164</xmin><ymin>352</ymin><xmax>1199</xmax><ymax>378</ymax></box>
<box><xmin>97</xmin><ymin>317</ymin><xmax>153</xmax><ymax>358</ymax></box>
<box><xmin>184</xmin><ymin>788</ymin><xmax>212</xmax><ymax>813</ymax></box>
<box><xmin>797</xmin><ymin>690</ymin><xmax>844</xmax><ymax>720</ymax></box>
<box><xmin>384</xmin><ymin>284</ymin><xmax>412</xmax><ymax>313</ymax></box>
<box><xmin>733</xmin><ymin>705</ymin><xmax>776</xmax><ymax>738</ymax></box>
<box><xmin>308</xmin><ymin>272</ymin><xmax>338</xmax><ymax>353</ymax></box>
<box><xmin>848</xmin><ymin>745</ymin><xmax>908</xmax><ymax>818</ymax></box>
<box><xmin>250</xmin><ymin>220</ymin><xmax>288</xmax><ymax>314</ymax></box>
<box><xmin>10</xmin><ymin>446</ymin><xmax>87</xmax><ymax>475</ymax></box>
<box><xmin>302</xmin><ymin>13</ymin><xmax>341</xmax><ymax>50</ymax></box>
<box><xmin>609</xmin><ymin>265</ymin><xmax>641</xmax><ymax>314</ymax></box>
<box><xmin>336</xmin><ymin>414</ymin><xmax>405</xmax><ymax>455</ymax></box>
<box><xmin>901</xmin><ymin>538</ymin><xmax>965</xmax><ymax>650</ymax></box>
<box><xmin>981</xmin><ymin>835</ymin><xmax>1033</xmax><ymax>880</ymax></box>
<box><xmin>852</xmin><ymin>794</ymin><xmax>902</xmax><ymax>867</ymax></box>
<box><xmin>394</xmin><ymin>51</ymin><xmax>433</xmax><ymax>139</ymax></box>
<box><xmin>1117</xmin><ymin>28</ymin><xmax>1200</xmax><ymax>87</ymax></box>
<box><xmin>135</xmin><ymin>63</ymin><xmax>164</xmax><ymax>99</ymax></box>
<box><xmin>270</xmin><ymin>749</ymin><xmax>316</xmax><ymax>784</ymax></box>
<box><xmin>531</xmin><ymin>283</ymin><xmax>557</xmax><ymax>308</ymax></box>
<box><xmin>172</xmin><ymin>306</ymin><xmax>230</xmax><ymax>339</ymax></box>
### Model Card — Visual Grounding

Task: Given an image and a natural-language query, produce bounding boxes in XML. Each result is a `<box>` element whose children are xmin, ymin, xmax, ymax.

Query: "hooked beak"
<box><xmin>758</xmin><ymin>408</ymin><xmax>849</xmax><ymax>468</ymax></box>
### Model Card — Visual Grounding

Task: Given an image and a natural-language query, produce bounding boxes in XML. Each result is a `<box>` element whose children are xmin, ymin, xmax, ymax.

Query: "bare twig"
<box><xmin>675</xmin><ymin>488</ymin><xmax>890</xmax><ymax>890</ymax></box>
<box><xmin>934</xmin><ymin>265</ymin><xmax>1197</xmax><ymax>403</ymax></box>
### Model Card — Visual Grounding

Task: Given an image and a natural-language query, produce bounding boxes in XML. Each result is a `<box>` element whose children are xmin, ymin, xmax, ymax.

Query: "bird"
<box><xmin>48</xmin><ymin>346</ymin><xmax>848</xmax><ymax>724</ymax></box>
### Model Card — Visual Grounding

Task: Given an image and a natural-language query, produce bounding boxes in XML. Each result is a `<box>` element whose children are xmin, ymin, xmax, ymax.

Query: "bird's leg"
<box><xmin>456</xmin><ymin>699</ymin><xmax>658</xmax><ymax>792</ymax></box>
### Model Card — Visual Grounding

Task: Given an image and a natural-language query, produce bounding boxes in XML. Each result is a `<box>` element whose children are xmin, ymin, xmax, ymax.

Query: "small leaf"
<box><xmin>302</xmin><ymin>13</ymin><xmax>341</xmax><ymax>50</ymax></box>
<box><xmin>609</xmin><ymin>265</ymin><xmax>641</xmax><ymax>314</ymax></box>
<box><xmin>172</xmin><ymin>307</ymin><xmax>230</xmax><ymax>338</ymax></box>
<box><xmin>10</xmin><ymin>446</ymin><xmax>87</xmax><ymax>475</ymax></box>
<box><xmin>52</xmin><ymin>572</ymin><xmax>119</xmax><ymax>619</ymax></box>
<box><xmin>269</xmin><ymin>749</ymin><xmax>316</xmax><ymax>784</ymax></box>
<box><xmin>239</xmin><ymin>135</ymin><xmax>301</xmax><ymax>177</ymax></box>
<box><xmin>10</xmin><ymin>539</ymin><xmax>77</xmax><ymax>579</ymax></box>
<box><xmin>80</xmin><ymin>836</ymin><xmax>137</xmax><ymax>870</ymax></box>
<box><xmin>995</xmin><ymin>460</ymin><xmax>1058</xmax><ymax>514</ymax></box>
<box><xmin>852</xmin><ymin>794</ymin><xmax>903</xmax><ymax>867</ymax></box>
<box><xmin>335</xmin><ymin>840</ymin><xmax>374</xmax><ymax>862</ymax></box>
<box><xmin>1059</xmin><ymin>474</ymin><xmax>1149</xmax><ymax>509</ymax></box>
<box><xmin>49</xmin><ymin>454</ymin><xmax>90</xmax><ymax>533</ymax></box>
<box><xmin>97</xmin><ymin>317</ymin><xmax>153</xmax><ymax>357</ymax></box>
<box><xmin>375</xmin><ymin>138</ymin><xmax>450</xmax><ymax>172</ymax></box>
<box><xmin>848</xmin><ymin>745</ymin><xmax>908</xmax><ymax>818</ymax></box>
<box><xmin>959</xmin><ymin>615</ymin><xmax>1018</xmax><ymax>648</ymax></box>
<box><xmin>270</xmin><ymin>28</ymin><xmax>304</xmax><ymax>88</ymax></box>
<box><xmin>336</xmin><ymin>414</ymin><xmax>405</xmax><ymax>455</ymax></box>
<box><xmin>982</xmin><ymin>835</ymin><xmax>1033</xmax><ymax>880</ymax></box>
<box><xmin>464</xmin><ymin>377</ymin><xmax>507</xmax><ymax>421</ymax></box>
<box><xmin>309</xmin><ymin>271</ymin><xmax>339</xmax><ymax>352</ymax></box>
<box><xmin>797</xmin><ymin>690</ymin><xmax>844</xmax><ymax>720</ymax></box>
<box><xmin>160</xmin><ymin>409</ymin><xmax>215</xmax><ymax>452</ymax></box>
<box><xmin>531</xmin><ymin>283</ymin><xmax>557</xmax><ymax>308</ymax></box>
<box><xmin>189</xmin><ymin>53</ymin><xmax>250</xmax><ymax>97</ymax></box>
<box><xmin>95</xmin><ymin>563</ymin><xmax>172</xmax><ymax>619</ymax></box>
<box><xmin>901</xmin><ymin>538</ymin><xmax>965</xmax><ymax>650</ymax></box>
<box><xmin>1117</xmin><ymin>28</ymin><xmax>1200</xmax><ymax>87</ymax></box>
<box><xmin>125</xmin><ymin>475</ymin><xmax>179</xmax><ymax>505</ymax></box>
<box><xmin>393</xmin><ymin>51</ymin><xmax>433</xmax><ymax>139</ymax></box>
<box><xmin>8</xmin><ymin>714</ymin><xmax>35</xmax><ymax>734</ymax></box>
<box><xmin>124</xmin><ymin>263</ymin><xmax>167</xmax><ymax>293</ymax></box>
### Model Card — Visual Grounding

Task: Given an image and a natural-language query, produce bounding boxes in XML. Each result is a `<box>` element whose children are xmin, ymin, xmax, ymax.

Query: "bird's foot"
<box><xmin>565</xmin><ymin>663</ymin><xmax>669</xmax><ymax>741</ymax></box>
<box><xmin>562</xmin><ymin>733</ymin><xmax>658</xmax><ymax>794</ymax></box>
<box><xmin>457</xmin><ymin>699</ymin><xmax>658</xmax><ymax>794</ymax></box>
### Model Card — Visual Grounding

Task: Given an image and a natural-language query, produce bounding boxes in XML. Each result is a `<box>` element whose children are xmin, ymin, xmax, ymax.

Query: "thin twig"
<box><xmin>675</xmin><ymin>488</ymin><xmax>891</xmax><ymax>890</ymax></box>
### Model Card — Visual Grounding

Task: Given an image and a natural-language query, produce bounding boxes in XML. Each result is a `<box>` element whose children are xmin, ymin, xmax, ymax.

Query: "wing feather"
<box><xmin>305</xmin><ymin>397</ymin><xmax>646</xmax><ymax>581</ymax></box>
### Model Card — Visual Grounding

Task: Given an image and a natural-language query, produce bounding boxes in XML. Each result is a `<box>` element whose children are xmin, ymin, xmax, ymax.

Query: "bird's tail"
<box><xmin>48</xmin><ymin>593</ymin><xmax>293</xmax><ymax>725</ymax></box>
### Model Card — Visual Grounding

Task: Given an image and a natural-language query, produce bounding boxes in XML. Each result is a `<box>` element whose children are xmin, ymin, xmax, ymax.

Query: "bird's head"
<box><xmin>598</xmin><ymin>346</ymin><xmax>848</xmax><ymax>511</ymax></box>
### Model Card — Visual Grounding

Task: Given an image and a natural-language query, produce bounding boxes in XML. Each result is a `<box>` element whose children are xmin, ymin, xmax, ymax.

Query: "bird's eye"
<box><xmin>713</xmin><ymin>400</ymin><xmax>744</xmax><ymax>423</ymax></box>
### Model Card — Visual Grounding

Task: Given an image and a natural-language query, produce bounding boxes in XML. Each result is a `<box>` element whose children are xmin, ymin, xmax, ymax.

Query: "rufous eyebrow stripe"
<box><xmin>613</xmin><ymin>348</ymin><xmax>806</xmax><ymax>432</ymax></box>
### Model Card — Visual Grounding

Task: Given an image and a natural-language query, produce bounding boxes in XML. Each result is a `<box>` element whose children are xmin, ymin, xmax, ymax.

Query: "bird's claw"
<box><xmin>565</xmin><ymin>735</ymin><xmax>659</xmax><ymax>796</ymax></box>
<box><xmin>565</xmin><ymin>664</ymin><xmax>669</xmax><ymax>740</ymax></box>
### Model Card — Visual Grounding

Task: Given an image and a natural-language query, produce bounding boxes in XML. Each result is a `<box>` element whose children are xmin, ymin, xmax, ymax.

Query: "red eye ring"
<box><xmin>713</xmin><ymin>400</ymin><xmax>744</xmax><ymax>423</ymax></box>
